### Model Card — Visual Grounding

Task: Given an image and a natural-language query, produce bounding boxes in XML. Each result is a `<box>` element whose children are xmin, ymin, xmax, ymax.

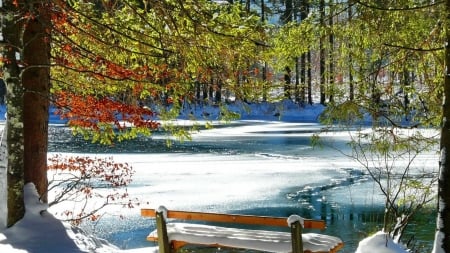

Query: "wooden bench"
<box><xmin>141</xmin><ymin>206</ymin><xmax>344</xmax><ymax>253</ymax></box>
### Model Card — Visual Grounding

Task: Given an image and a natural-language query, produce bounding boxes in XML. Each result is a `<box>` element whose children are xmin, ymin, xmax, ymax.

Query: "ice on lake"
<box><xmin>45</xmin><ymin>121</ymin><xmax>439</xmax><ymax>252</ymax></box>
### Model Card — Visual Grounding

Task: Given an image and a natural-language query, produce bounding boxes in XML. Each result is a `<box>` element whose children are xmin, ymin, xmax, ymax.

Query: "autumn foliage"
<box><xmin>53</xmin><ymin>91</ymin><xmax>160</xmax><ymax>144</ymax></box>
<box><xmin>47</xmin><ymin>154</ymin><xmax>137</xmax><ymax>225</ymax></box>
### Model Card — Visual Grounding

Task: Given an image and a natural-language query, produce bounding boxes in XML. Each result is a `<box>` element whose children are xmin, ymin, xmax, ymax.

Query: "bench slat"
<box><xmin>141</xmin><ymin>209</ymin><xmax>326</xmax><ymax>230</ymax></box>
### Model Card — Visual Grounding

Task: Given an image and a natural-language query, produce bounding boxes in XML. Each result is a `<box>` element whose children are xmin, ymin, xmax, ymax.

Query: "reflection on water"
<box><xmin>48</xmin><ymin>124</ymin><xmax>436</xmax><ymax>252</ymax></box>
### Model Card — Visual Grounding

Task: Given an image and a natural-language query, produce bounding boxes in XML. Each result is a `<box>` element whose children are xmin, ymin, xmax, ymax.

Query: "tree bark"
<box><xmin>0</xmin><ymin>124</ymin><xmax>7</xmax><ymax>228</ymax></box>
<box><xmin>282</xmin><ymin>0</ymin><xmax>293</xmax><ymax>23</ymax></box>
<box><xmin>319</xmin><ymin>0</ymin><xmax>326</xmax><ymax>105</ymax></box>
<box><xmin>328</xmin><ymin>0</ymin><xmax>334</xmax><ymax>103</ymax></box>
<box><xmin>435</xmin><ymin>0</ymin><xmax>450</xmax><ymax>251</ymax></box>
<box><xmin>23</xmin><ymin>3</ymin><xmax>51</xmax><ymax>203</ymax></box>
<box><xmin>348</xmin><ymin>0</ymin><xmax>354</xmax><ymax>101</ymax></box>
<box><xmin>2</xmin><ymin>1</ymin><xmax>25</xmax><ymax>226</ymax></box>
<box><xmin>307</xmin><ymin>51</ymin><xmax>312</xmax><ymax>105</ymax></box>
<box><xmin>2</xmin><ymin>0</ymin><xmax>51</xmax><ymax>227</ymax></box>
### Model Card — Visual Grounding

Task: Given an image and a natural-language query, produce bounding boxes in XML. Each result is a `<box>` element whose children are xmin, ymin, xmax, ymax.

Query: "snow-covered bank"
<box><xmin>355</xmin><ymin>232</ymin><xmax>408</xmax><ymax>253</ymax></box>
<box><xmin>0</xmin><ymin>183</ymin><xmax>126</xmax><ymax>253</ymax></box>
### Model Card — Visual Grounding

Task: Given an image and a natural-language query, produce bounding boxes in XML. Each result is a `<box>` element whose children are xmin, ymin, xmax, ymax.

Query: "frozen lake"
<box><xmin>47</xmin><ymin>121</ymin><xmax>438</xmax><ymax>252</ymax></box>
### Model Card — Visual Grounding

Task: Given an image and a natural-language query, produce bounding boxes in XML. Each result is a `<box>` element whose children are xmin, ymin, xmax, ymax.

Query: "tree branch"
<box><xmin>384</xmin><ymin>43</ymin><xmax>444</xmax><ymax>52</ymax></box>
<box><xmin>353</xmin><ymin>0</ymin><xmax>444</xmax><ymax>11</ymax></box>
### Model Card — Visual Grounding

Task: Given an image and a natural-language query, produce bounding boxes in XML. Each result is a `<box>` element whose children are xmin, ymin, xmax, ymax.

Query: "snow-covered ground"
<box><xmin>0</xmin><ymin>102</ymin><xmax>439</xmax><ymax>253</ymax></box>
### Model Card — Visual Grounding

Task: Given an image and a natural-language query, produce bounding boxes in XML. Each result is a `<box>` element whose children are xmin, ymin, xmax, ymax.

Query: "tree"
<box><xmin>23</xmin><ymin>1</ymin><xmax>51</xmax><ymax>205</ymax></box>
<box><xmin>327</xmin><ymin>0</ymin><xmax>334</xmax><ymax>104</ymax></box>
<box><xmin>1</xmin><ymin>0</ymin><xmax>267</xmax><ymax>227</ymax></box>
<box><xmin>347</xmin><ymin>0</ymin><xmax>354</xmax><ymax>101</ymax></box>
<box><xmin>47</xmin><ymin>155</ymin><xmax>136</xmax><ymax>225</ymax></box>
<box><xmin>319</xmin><ymin>0</ymin><xmax>326</xmax><ymax>105</ymax></box>
<box><xmin>313</xmin><ymin>0</ymin><xmax>444</xmax><ymax>249</ymax></box>
<box><xmin>271</xmin><ymin>0</ymin><xmax>444</xmax><ymax>249</ymax></box>
<box><xmin>298</xmin><ymin>0</ymin><xmax>310</xmax><ymax>104</ymax></box>
<box><xmin>320</xmin><ymin>121</ymin><xmax>438</xmax><ymax>243</ymax></box>
<box><xmin>434</xmin><ymin>0</ymin><xmax>450</xmax><ymax>251</ymax></box>
<box><xmin>1</xmin><ymin>0</ymin><xmax>52</xmax><ymax>227</ymax></box>
<box><xmin>2</xmin><ymin>0</ymin><xmax>25</xmax><ymax>227</ymax></box>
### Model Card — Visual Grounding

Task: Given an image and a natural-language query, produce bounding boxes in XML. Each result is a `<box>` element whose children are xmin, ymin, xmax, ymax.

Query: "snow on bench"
<box><xmin>141</xmin><ymin>206</ymin><xmax>344</xmax><ymax>253</ymax></box>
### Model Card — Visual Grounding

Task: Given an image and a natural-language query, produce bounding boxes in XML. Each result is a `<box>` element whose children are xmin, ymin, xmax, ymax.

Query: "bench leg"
<box><xmin>290</xmin><ymin>220</ymin><xmax>304</xmax><ymax>253</ymax></box>
<box><xmin>156</xmin><ymin>211</ymin><xmax>171</xmax><ymax>253</ymax></box>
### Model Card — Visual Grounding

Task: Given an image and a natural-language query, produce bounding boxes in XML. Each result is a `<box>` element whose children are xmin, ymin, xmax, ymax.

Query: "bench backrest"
<box><xmin>141</xmin><ymin>208</ymin><xmax>326</xmax><ymax>230</ymax></box>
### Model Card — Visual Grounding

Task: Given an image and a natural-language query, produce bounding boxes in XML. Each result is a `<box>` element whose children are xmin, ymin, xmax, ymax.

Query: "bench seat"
<box><xmin>147</xmin><ymin>222</ymin><xmax>344</xmax><ymax>253</ymax></box>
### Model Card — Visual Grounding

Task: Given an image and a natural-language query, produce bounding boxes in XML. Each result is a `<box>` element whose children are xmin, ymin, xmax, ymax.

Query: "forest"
<box><xmin>0</xmin><ymin>0</ymin><xmax>449</xmax><ymax>252</ymax></box>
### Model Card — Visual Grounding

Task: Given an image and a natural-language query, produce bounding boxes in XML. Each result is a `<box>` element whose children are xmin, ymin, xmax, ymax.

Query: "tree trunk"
<box><xmin>3</xmin><ymin>1</ymin><xmax>25</xmax><ymax>226</ymax></box>
<box><xmin>284</xmin><ymin>67</ymin><xmax>292</xmax><ymax>99</ymax></box>
<box><xmin>348</xmin><ymin>0</ymin><xmax>354</xmax><ymax>101</ymax></box>
<box><xmin>434</xmin><ymin>1</ymin><xmax>450</xmax><ymax>251</ymax></box>
<box><xmin>307</xmin><ymin>51</ymin><xmax>312</xmax><ymax>105</ymax></box>
<box><xmin>2</xmin><ymin>1</ymin><xmax>51</xmax><ymax>227</ymax></box>
<box><xmin>261</xmin><ymin>0</ymin><xmax>265</xmax><ymax>22</ymax></box>
<box><xmin>0</xmin><ymin>124</ymin><xmax>7</xmax><ymax>229</ymax></box>
<box><xmin>23</xmin><ymin>3</ymin><xmax>51</xmax><ymax>203</ymax></box>
<box><xmin>245</xmin><ymin>0</ymin><xmax>250</xmax><ymax>13</ymax></box>
<box><xmin>282</xmin><ymin>0</ymin><xmax>293</xmax><ymax>23</ymax></box>
<box><xmin>296</xmin><ymin>56</ymin><xmax>301</xmax><ymax>103</ymax></box>
<box><xmin>299</xmin><ymin>0</ymin><xmax>308</xmax><ymax>104</ymax></box>
<box><xmin>5</xmin><ymin>77</ymin><xmax>24</xmax><ymax>228</ymax></box>
<box><xmin>328</xmin><ymin>0</ymin><xmax>334</xmax><ymax>103</ymax></box>
<box><xmin>319</xmin><ymin>0</ymin><xmax>326</xmax><ymax>105</ymax></box>
<box><xmin>262</xmin><ymin>62</ymin><xmax>267</xmax><ymax>102</ymax></box>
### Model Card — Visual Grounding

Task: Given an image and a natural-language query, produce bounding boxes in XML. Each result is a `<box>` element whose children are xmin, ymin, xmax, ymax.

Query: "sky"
<box><xmin>0</xmin><ymin>101</ymin><xmax>440</xmax><ymax>253</ymax></box>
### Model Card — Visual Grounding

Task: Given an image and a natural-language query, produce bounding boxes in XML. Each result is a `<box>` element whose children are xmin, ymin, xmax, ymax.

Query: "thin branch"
<box><xmin>353</xmin><ymin>0</ymin><xmax>444</xmax><ymax>11</ymax></box>
<box><xmin>50</xmin><ymin>62</ymin><xmax>152</xmax><ymax>83</ymax></box>
<box><xmin>56</xmin><ymin>2</ymin><xmax>174</xmax><ymax>54</ymax></box>
<box><xmin>384</xmin><ymin>43</ymin><xmax>444</xmax><ymax>52</ymax></box>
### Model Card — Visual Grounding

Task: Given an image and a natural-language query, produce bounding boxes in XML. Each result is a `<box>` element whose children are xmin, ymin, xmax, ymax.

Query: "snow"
<box><xmin>0</xmin><ymin>183</ymin><xmax>132</xmax><ymax>253</ymax></box>
<box><xmin>0</xmin><ymin>102</ymin><xmax>437</xmax><ymax>253</ymax></box>
<box><xmin>148</xmin><ymin>222</ymin><xmax>342</xmax><ymax>252</ymax></box>
<box><xmin>354</xmin><ymin>231</ymin><xmax>408</xmax><ymax>253</ymax></box>
<box><xmin>432</xmin><ymin>230</ymin><xmax>445</xmax><ymax>253</ymax></box>
<box><xmin>287</xmin><ymin>214</ymin><xmax>304</xmax><ymax>228</ymax></box>
<box><xmin>156</xmin><ymin>205</ymin><xmax>169</xmax><ymax>221</ymax></box>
